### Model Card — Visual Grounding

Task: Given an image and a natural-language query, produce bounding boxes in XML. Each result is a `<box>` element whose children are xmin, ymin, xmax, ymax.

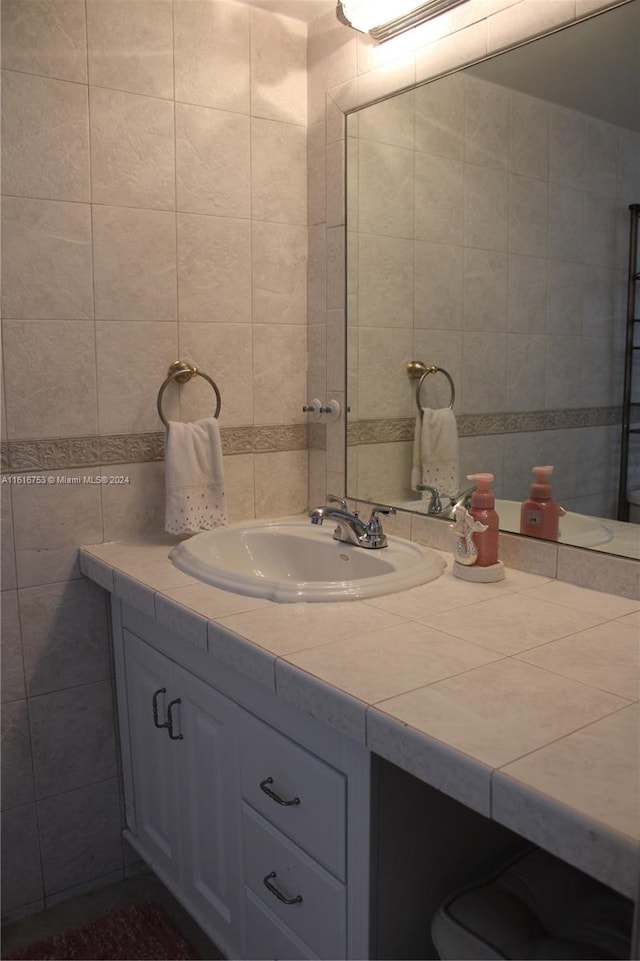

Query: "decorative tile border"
<box><xmin>1</xmin><ymin>425</ymin><xmax>308</xmax><ymax>474</ymax></box>
<box><xmin>348</xmin><ymin>407</ymin><xmax>622</xmax><ymax>445</ymax></box>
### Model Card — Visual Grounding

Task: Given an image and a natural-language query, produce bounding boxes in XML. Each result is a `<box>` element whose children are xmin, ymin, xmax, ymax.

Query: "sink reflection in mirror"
<box><xmin>344</xmin><ymin>1</ymin><xmax>640</xmax><ymax>560</ymax></box>
<box><xmin>169</xmin><ymin>518</ymin><xmax>445</xmax><ymax>602</ymax></box>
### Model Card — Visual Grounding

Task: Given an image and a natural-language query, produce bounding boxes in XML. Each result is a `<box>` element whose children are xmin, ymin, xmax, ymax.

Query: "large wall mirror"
<box><xmin>345</xmin><ymin>0</ymin><xmax>640</xmax><ymax>560</ymax></box>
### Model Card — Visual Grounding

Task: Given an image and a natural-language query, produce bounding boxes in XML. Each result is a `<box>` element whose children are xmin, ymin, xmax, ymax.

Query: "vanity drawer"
<box><xmin>245</xmin><ymin>890</ymin><xmax>320</xmax><ymax>960</ymax></box>
<box><xmin>239</xmin><ymin>711</ymin><xmax>346</xmax><ymax>879</ymax></box>
<box><xmin>242</xmin><ymin>804</ymin><xmax>346</xmax><ymax>961</ymax></box>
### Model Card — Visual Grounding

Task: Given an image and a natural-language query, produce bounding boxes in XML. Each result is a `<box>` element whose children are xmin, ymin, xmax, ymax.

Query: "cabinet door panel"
<box><xmin>175</xmin><ymin>665</ymin><xmax>243</xmax><ymax>948</ymax></box>
<box><xmin>123</xmin><ymin>631</ymin><xmax>182</xmax><ymax>881</ymax></box>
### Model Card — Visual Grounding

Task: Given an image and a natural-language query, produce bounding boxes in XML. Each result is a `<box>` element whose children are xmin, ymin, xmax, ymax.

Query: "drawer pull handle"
<box><xmin>259</xmin><ymin>777</ymin><xmax>300</xmax><ymax>807</ymax></box>
<box><xmin>152</xmin><ymin>688</ymin><xmax>168</xmax><ymax>728</ymax></box>
<box><xmin>263</xmin><ymin>871</ymin><xmax>303</xmax><ymax>905</ymax></box>
<box><xmin>167</xmin><ymin>698</ymin><xmax>183</xmax><ymax>740</ymax></box>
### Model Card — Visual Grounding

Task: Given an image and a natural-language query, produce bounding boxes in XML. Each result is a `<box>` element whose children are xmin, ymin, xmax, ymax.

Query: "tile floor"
<box><xmin>0</xmin><ymin>871</ymin><xmax>225</xmax><ymax>960</ymax></box>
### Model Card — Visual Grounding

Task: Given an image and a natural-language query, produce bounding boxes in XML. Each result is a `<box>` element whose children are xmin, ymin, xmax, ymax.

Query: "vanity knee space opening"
<box><xmin>369</xmin><ymin>756</ymin><xmax>634</xmax><ymax>961</ymax></box>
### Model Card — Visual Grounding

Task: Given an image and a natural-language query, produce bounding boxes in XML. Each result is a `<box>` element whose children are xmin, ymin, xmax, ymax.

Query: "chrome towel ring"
<box><xmin>157</xmin><ymin>360</ymin><xmax>222</xmax><ymax>429</ymax></box>
<box><xmin>406</xmin><ymin>360</ymin><xmax>455</xmax><ymax>414</ymax></box>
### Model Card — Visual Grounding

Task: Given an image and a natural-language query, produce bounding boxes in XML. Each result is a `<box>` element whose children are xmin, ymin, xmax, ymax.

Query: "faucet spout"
<box><xmin>309</xmin><ymin>503</ymin><xmax>394</xmax><ymax>548</ymax></box>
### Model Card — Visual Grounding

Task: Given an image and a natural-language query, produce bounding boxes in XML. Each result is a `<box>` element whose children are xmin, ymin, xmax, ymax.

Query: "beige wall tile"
<box><xmin>463</xmin><ymin>248</ymin><xmax>508</xmax><ymax>332</ymax></box>
<box><xmin>251</xmin><ymin>118</ymin><xmax>306</xmax><ymax>225</ymax></box>
<box><xmin>11</xmin><ymin>469</ymin><xmax>103</xmax><ymax>588</ymax></box>
<box><xmin>1</xmin><ymin>490</ymin><xmax>17</xmax><ymax>592</ymax></box>
<box><xmin>358</xmin><ymin>234</ymin><xmax>414</xmax><ymax>329</ymax></box>
<box><xmin>463</xmin><ymin>164</ymin><xmax>509</xmax><ymax>250</ymax></box>
<box><xmin>2</xmin><ymin>72</ymin><xmax>90</xmax><ymax>202</ymax></box>
<box><xmin>414</xmin><ymin>74</ymin><xmax>464</xmax><ymax>159</ymax></box>
<box><xmin>254</xmin><ymin>450</ymin><xmax>308</xmax><ymax>518</ymax></box>
<box><xmin>224</xmin><ymin>453</ymin><xmax>256</xmax><ymax>522</ymax></box>
<box><xmin>174</xmin><ymin>0</ymin><xmax>250</xmax><ymax>113</ymax></box>
<box><xmin>177</xmin><ymin>322</ymin><xmax>254</xmax><ymax>427</ymax></box>
<box><xmin>462</xmin><ymin>331</ymin><xmax>507</xmax><ymax>413</ymax></box>
<box><xmin>1</xmin><ymin>197</ymin><xmax>93</xmax><ymax>320</ymax></box>
<box><xmin>90</xmin><ymin>87</ymin><xmax>175</xmax><ymax>210</ymax></box>
<box><xmin>252</xmin><ymin>221</ymin><xmax>307</xmax><ymax>325</ymax></box>
<box><xmin>1</xmin><ymin>0</ymin><xmax>87</xmax><ymax>82</ymax></box>
<box><xmin>176</xmin><ymin>103</ymin><xmax>250</xmax><ymax>217</ymax></box>
<box><xmin>96</xmin><ymin>321</ymin><xmax>179</xmax><ymax>434</ymax></box>
<box><xmin>93</xmin><ymin>205</ymin><xmax>177</xmax><ymax>321</ymax></box>
<box><xmin>414</xmin><ymin>242</ymin><xmax>464</xmax><ymax>330</ymax></box>
<box><xmin>252</xmin><ymin>325</ymin><xmax>307</xmax><ymax>426</ymax></box>
<box><xmin>358</xmin><ymin>139</ymin><xmax>414</xmax><ymax>238</ymax></box>
<box><xmin>87</xmin><ymin>0</ymin><xmax>174</xmax><ymax>99</ymax></box>
<box><xmin>357</xmin><ymin>327</ymin><xmax>413</xmax><ymax>419</ymax></box>
<box><xmin>417</xmin><ymin>152</ymin><xmax>465</xmax><ymax>244</ymax></box>
<box><xmin>177</xmin><ymin>213</ymin><xmax>251</xmax><ymax>323</ymax></box>
<box><xmin>250</xmin><ymin>7</ymin><xmax>306</xmax><ymax>125</ymax></box>
<box><xmin>1</xmin><ymin>590</ymin><xmax>24</xmax><ymax>702</ymax></box>
<box><xmin>101</xmin><ymin>461</ymin><xmax>165</xmax><ymax>540</ymax></box>
<box><xmin>0</xmin><ymin>804</ymin><xmax>43</xmax><ymax>914</ymax></box>
<box><xmin>2</xmin><ymin>322</ymin><xmax>98</xmax><ymax>440</ymax></box>
<box><xmin>19</xmin><ymin>580</ymin><xmax>110</xmax><ymax>696</ymax></box>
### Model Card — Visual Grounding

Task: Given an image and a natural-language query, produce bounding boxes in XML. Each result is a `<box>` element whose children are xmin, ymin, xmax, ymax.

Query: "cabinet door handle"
<box><xmin>152</xmin><ymin>688</ymin><xmax>168</xmax><ymax>728</ymax></box>
<box><xmin>263</xmin><ymin>871</ymin><xmax>303</xmax><ymax>905</ymax></box>
<box><xmin>259</xmin><ymin>777</ymin><xmax>300</xmax><ymax>807</ymax></box>
<box><xmin>167</xmin><ymin>698</ymin><xmax>183</xmax><ymax>740</ymax></box>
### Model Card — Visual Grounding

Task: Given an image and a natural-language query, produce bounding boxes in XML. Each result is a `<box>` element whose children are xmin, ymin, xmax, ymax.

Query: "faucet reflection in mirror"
<box><xmin>345</xmin><ymin>1</ymin><xmax>640</xmax><ymax>560</ymax></box>
<box><xmin>338</xmin><ymin>0</ymin><xmax>471</xmax><ymax>43</ymax></box>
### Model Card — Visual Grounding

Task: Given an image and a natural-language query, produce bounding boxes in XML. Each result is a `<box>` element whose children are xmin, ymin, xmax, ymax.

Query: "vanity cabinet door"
<box><xmin>122</xmin><ymin>634</ymin><xmax>244</xmax><ymax>954</ymax></box>
<box><xmin>173</xmin><ymin>664</ymin><xmax>244</xmax><ymax>952</ymax></box>
<box><xmin>123</xmin><ymin>630</ymin><xmax>183</xmax><ymax>885</ymax></box>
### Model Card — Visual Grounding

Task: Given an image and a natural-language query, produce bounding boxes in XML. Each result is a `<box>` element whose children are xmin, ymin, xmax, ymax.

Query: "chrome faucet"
<box><xmin>416</xmin><ymin>484</ymin><xmax>476</xmax><ymax>517</ymax></box>
<box><xmin>417</xmin><ymin>484</ymin><xmax>445</xmax><ymax>514</ymax></box>
<box><xmin>310</xmin><ymin>496</ymin><xmax>396</xmax><ymax>549</ymax></box>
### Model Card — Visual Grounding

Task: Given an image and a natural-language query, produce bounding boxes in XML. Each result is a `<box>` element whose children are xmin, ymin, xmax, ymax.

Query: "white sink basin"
<box><xmin>170</xmin><ymin>518</ymin><xmax>445</xmax><ymax>602</ymax></box>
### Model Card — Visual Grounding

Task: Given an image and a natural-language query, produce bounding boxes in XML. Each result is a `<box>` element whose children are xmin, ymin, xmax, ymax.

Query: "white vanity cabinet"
<box><xmin>121</xmin><ymin>629</ymin><xmax>243</xmax><ymax>952</ymax></box>
<box><xmin>111</xmin><ymin>601</ymin><xmax>371</xmax><ymax>961</ymax></box>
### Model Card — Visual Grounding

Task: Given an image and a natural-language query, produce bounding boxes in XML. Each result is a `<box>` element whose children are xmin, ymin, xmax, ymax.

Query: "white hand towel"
<box><xmin>411</xmin><ymin>407</ymin><xmax>459</xmax><ymax>499</ymax></box>
<box><xmin>164</xmin><ymin>418</ymin><xmax>228</xmax><ymax>535</ymax></box>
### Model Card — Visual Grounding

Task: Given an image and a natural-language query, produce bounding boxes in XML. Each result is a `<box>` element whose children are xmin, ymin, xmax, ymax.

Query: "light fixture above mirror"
<box><xmin>337</xmin><ymin>0</ymin><xmax>471</xmax><ymax>42</ymax></box>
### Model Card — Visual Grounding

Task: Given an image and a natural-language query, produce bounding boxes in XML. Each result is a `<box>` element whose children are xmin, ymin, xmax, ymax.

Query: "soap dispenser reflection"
<box><xmin>520</xmin><ymin>466</ymin><xmax>565</xmax><ymax>541</ymax></box>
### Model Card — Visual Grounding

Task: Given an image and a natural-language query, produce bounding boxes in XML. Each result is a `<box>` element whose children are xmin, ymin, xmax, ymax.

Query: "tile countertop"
<box><xmin>79</xmin><ymin>536</ymin><xmax>640</xmax><ymax>900</ymax></box>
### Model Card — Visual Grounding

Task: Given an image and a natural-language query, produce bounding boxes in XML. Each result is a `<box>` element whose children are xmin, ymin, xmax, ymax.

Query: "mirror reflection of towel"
<box><xmin>411</xmin><ymin>407</ymin><xmax>459</xmax><ymax>498</ymax></box>
<box><xmin>164</xmin><ymin>418</ymin><xmax>228</xmax><ymax>534</ymax></box>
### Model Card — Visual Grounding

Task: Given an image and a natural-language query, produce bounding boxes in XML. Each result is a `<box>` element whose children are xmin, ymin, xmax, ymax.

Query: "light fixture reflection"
<box><xmin>338</xmin><ymin>0</ymin><xmax>471</xmax><ymax>42</ymax></box>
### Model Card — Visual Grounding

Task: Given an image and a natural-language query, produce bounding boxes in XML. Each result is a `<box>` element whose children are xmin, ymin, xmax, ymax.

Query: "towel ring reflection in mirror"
<box><xmin>157</xmin><ymin>360</ymin><xmax>222</xmax><ymax>429</ymax></box>
<box><xmin>406</xmin><ymin>360</ymin><xmax>455</xmax><ymax>415</ymax></box>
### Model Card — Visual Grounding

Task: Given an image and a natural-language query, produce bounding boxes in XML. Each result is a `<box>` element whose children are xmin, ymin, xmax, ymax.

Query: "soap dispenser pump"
<box><xmin>520</xmin><ymin>466</ymin><xmax>563</xmax><ymax>541</ymax></box>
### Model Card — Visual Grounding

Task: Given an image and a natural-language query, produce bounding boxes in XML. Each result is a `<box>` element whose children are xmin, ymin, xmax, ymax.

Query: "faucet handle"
<box><xmin>367</xmin><ymin>505</ymin><xmax>396</xmax><ymax>533</ymax></box>
<box><xmin>327</xmin><ymin>493</ymin><xmax>350</xmax><ymax>513</ymax></box>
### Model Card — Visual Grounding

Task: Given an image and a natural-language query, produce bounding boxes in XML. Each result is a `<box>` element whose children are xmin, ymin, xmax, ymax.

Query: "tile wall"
<box><xmin>1</xmin><ymin>0</ymin><xmax>308</xmax><ymax>918</ymax></box>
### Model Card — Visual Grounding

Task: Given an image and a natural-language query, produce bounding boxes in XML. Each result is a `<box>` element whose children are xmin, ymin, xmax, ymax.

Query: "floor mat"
<box><xmin>5</xmin><ymin>901</ymin><xmax>199</xmax><ymax>961</ymax></box>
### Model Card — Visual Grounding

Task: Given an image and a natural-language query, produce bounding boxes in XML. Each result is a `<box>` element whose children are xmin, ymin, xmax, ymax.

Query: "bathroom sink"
<box><xmin>170</xmin><ymin>518</ymin><xmax>445</xmax><ymax>602</ymax></box>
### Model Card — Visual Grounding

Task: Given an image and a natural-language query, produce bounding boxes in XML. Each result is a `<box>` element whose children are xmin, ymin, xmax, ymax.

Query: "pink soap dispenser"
<box><xmin>520</xmin><ymin>466</ymin><xmax>563</xmax><ymax>541</ymax></box>
<box><xmin>451</xmin><ymin>473</ymin><xmax>505</xmax><ymax>582</ymax></box>
<box><xmin>467</xmin><ymin>473</ymin><xmax>500</xmax><ymax>567</ymax></box>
